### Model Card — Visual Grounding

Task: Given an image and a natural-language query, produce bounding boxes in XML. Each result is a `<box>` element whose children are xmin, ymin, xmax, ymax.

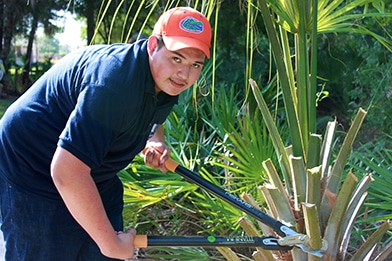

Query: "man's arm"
<box><xmin>51</xmin><ymin>146</ymin><xmax>135</xmax><ymax>259</ymax></box>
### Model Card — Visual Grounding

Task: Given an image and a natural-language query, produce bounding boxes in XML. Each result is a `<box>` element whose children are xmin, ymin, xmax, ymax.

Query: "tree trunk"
<box><xmin>86</xmin><ymin>0</ymin><xmax>95</xmax><ymax>45</ymax></box>
<box><xmin>0</xmin><ymin>0</ymin><xmax>4</xmax><ymax>54</ymax></box>
<box><xmin>1</xmin><ymin>0</ymin><xmax>18</xmax><ymax>93</ymax></box>
<box><xmin>21</xmin><ymin>17</ymin><xmax>38</xmax><ymax>90</ymax></box>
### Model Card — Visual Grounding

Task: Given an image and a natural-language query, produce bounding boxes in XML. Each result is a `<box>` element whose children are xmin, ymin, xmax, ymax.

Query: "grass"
<box><xmin>0</xmin><ymin>97</ymin><xmax>16</xmax><ymax>118</ymax></box>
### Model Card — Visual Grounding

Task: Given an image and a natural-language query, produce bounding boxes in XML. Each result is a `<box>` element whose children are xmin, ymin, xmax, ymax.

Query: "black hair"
<box><xmin>156</xmin><ymin>35</ymin><xmax>165</xmax><ymax>50</ymax></box>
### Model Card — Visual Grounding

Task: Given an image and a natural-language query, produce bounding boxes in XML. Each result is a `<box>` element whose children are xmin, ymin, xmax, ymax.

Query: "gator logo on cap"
<box><xmin>180</xmin><ymin>17</ymin><xmax>204</xmax><ymax>34</ymax></box>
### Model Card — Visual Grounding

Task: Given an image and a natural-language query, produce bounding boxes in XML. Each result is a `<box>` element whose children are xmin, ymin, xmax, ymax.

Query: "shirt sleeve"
<box><xmin>58</xmin><ymin>84</ymin><xmax>132</xmax><ymax>169</ymax></box>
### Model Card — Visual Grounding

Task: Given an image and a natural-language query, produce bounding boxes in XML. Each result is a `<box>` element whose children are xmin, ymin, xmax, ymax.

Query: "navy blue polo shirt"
<box><xmin>0</xmin><ymin>40</ymin><xmax>178</xmax><ymax>201</ymax></box>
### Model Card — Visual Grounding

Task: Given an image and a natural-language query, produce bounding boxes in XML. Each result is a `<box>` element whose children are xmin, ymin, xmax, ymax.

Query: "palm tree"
<box><xmin>240</xmin><ymin>0</ymin><xmax>391</xmax><ymax>260</ymax></box>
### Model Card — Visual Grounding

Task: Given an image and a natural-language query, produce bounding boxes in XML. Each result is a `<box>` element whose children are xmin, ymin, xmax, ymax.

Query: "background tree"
<box><xmin>0</xmin><ymin>0</ymin><xmax>68</xmax><ymax>92</ymax></box>
<box><xmin>21</xmin><ymin>0</ymin><xmax>68</xmax><ymax>89</ymax></box>
<box><xmin>0</xmin><ymin>0</ymin><xmax>27</xmax><ymax>91</ymax></box>
<box><xmin>71</xmin><ymin>0</ymin><xmax>100</xmax><ymax>44</ymax></box>
<box><xmin>71</xmin><ymin>0</ymin><xmax>155</xmax><ymax>45</ymax></box>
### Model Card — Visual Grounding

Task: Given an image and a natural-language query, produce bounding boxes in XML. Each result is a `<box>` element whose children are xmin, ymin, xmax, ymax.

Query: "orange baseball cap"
<box><xmin>153</xmin><ymin>7</ymin><xmax>212</xmax><ymax>58</ymax></box>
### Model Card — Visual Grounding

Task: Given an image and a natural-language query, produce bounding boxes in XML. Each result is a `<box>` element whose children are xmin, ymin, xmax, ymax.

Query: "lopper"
<box><xmin>134</xmin><ymin>155</ymin><xmax>327</xmax><ymax>257</ymax></box>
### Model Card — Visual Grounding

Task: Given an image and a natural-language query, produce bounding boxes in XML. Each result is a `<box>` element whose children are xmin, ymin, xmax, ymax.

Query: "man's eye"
<box><xmin>192</xmin><ymin>63</ymin><xmax>201</xmax><ymax>69</ymax></box>
<box><xmin>173</xmin><ymin>57</ymin><xmax>181</xmax><ymax>63</ymax></box>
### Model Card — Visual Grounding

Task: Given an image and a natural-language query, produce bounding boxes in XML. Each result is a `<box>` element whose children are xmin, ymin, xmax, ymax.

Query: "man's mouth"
<box><xmin>170</xmin><ymin>78</ymin><xmax>187</xmax><ymax>89</ymax></box>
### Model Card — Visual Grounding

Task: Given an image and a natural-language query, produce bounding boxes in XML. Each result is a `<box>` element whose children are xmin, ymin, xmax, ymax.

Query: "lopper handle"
<box><xmin>134</xmin><ymin>235</ymin><xmax>148</xmax><ymax>248</ymax></box>
<box><xmin>133</xmin><ymin>235</ymin><xmax>293</xmax><ymax>250</ymax></box>
<box><xmin>164</xmin><ymin>158</ymin><xmax>179</xmax><ymax>173</ymax></box>
<box><xmin>142</xmin><ymin>147</ymin><xmax>292</xmax><ymax>237</ymax></box>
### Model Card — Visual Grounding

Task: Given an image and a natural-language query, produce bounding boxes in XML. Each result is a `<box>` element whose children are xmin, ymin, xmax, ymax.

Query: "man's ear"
<box><xmin>147</xmin><ymin>36</ymin><xmax>158</xmax><ymax>56</ymax></box>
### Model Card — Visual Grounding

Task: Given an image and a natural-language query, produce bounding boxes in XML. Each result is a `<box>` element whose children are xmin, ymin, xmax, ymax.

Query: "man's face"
<box><xmin>148</xmin><ymin>37</ymin><xmax>206</xmax><ymax>96</ymax></box>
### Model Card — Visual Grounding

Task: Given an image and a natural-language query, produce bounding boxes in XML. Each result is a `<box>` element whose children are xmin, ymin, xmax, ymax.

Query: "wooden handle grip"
<box><xmin>134</xmin><ymin>235</ymin><xmax>148</xmax><ymax>248</ymax></box>
<box><xmin>164</xmin><ymin>157</ymin><xmax>179</xmax><ymax>172</ymax></box>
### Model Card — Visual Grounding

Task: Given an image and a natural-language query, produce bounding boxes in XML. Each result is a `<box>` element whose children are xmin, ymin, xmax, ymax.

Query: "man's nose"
<box><xmin>177</xmin><ymin>65</ymin><xmax>190</xmax><ymax>79</ymax></box>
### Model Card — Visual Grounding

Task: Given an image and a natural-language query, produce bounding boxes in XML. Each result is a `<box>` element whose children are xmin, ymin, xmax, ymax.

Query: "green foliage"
<box><xmin>349</xmin><ymin>44</ymin><xmax>392</xmax><ymax>143</ymax></box>
<box><xmin>37</xmin><ymin>35</ymin><xmax>60</xmax><ymax>57</ymax></box>
<box><xmin>244</xmin><ymin>0</ymin><xmax>392</xmax><ymax>259</ymax></box>
<box><xmin>349</xmin><ymin>137</ymin><xmax>392</xmax><ymax>237</ymax></box>
<box><xmin>30</xmin><ymin>59</ymin><xmax>55</xmax><ymax>81</ymax></box>
<box><xmin>138</xmin><ymin>247</ymin><xmax>213</xmax><ymax>261</ymax></box>
<box><xmin>0</xmin><ymin>98</ymin><xmax>15</xmax><ymax>118</ymax></box>
<box><xmin>120</xmin><ymin>61</ymin><xmax>279</xmax><ymax>259</ymax></box>
<box><xmin>90</xmin><ymin>0</ymin><xmax>162</xmax><ymax>44</ymax></box>
<box><xmin>4</xmin><ymin>57</ymin><xmax>53</xmax><ymax>95</ymax></box>
<box><xmin>314</xmin><ymin>1</ymin><xmax>392</xmax><ymax>139</ymax></box>
<box><xmin>317</xmin><ymin>33</ymin><xmax>392</xmax><ymax>141</ymax></box>
<box><xmin>1</xmin><ymin>0</ymin><xmax>69</xmax><ymax>91</ymax></box>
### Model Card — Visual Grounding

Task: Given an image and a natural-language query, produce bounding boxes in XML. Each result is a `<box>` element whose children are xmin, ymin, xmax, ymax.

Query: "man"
<box><xmin>0</xmin><ymin>6</ymin><xmax>211</xmax><ymax>260</ymax></box>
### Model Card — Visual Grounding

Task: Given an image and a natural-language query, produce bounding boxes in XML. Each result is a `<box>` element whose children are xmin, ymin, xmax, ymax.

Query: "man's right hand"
<box><xmin>100</xmin><ymin>228</ymin><xmax>137</xmax><ymax>259</ymax></box>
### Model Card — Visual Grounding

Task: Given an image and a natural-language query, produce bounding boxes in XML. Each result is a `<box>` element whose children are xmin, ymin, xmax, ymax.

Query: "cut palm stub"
<box><xmin>139</xmin><ymin>150</ymin><xmax>327</xmax><ymax>257</ymax></box>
